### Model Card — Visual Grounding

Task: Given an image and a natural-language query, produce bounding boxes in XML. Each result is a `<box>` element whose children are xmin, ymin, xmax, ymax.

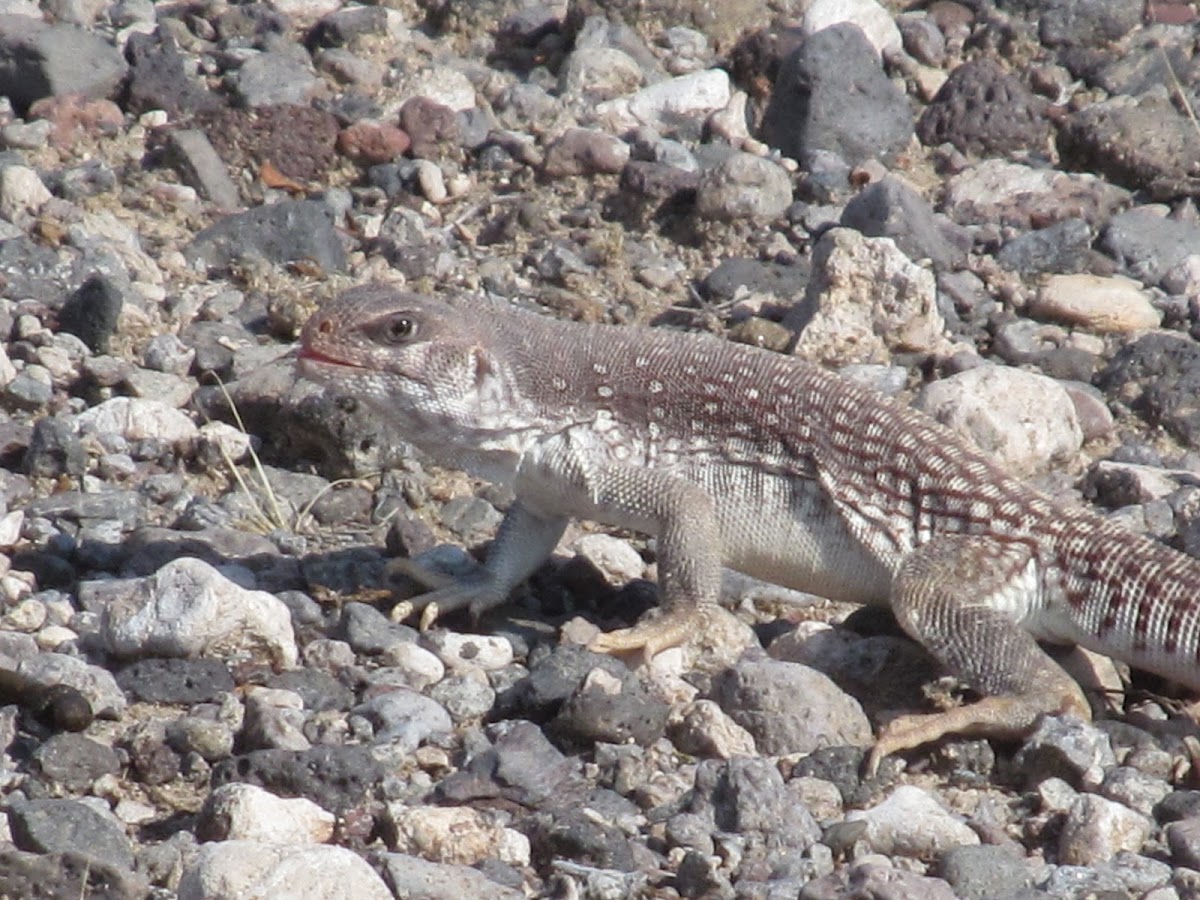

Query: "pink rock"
<box><xmin>336</xmin><ymin>122</ymin><xmax>411</xmax><ymax>165</ymax></box>
<box><xmin>28</xmin><ymin>93</ymin><xmax>123</xmax><ymax>149</ymax></box>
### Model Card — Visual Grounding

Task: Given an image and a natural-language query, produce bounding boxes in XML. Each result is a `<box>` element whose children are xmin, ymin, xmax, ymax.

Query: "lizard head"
<box><xmin>297</xmin><ymin>284</ymin><xmax>532</xmax><ymax>454</ymax></box>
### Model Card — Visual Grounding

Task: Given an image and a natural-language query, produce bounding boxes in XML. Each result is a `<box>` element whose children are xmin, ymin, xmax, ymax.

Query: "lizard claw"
<box><xmin>385</xmin><ymin>559</ymin><xmax>508</xmax><ymax>629</ymax></box>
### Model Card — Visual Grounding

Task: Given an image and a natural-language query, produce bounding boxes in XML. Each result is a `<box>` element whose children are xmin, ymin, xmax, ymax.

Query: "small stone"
<box><xmin>915</xmin><ymin>366</ymin><xmax>1084</xmax><ymax>478</ymax></box>
<box><xmin>0</xmin><ymin>165</ymin><xmax>51</xmax><ymax>222</ymax></box>
<box><xmin>197</xmin><ymin>421</ymin><xmax>251</xmax><ymax>464</ymax></box>
<box><xmin>787</xmin><ymin>227</ymin><xmax>946</xmax><ymax>367</ymax></box>
<box><xmin>840</xmin><ymin>175</ymin><xmax>967</xmax><ymax>269</ymax></box>
<box><xmin>58</xmin><ymin>274</ymin><xmax>124</xmax><ymax>355</ymax></box>
<box><xmin>75</xmin><ymin>396</ymin><xmax>197</xmax><ymax>446</ymax></box>
<box><xmin>35</xmin><ymin>625</ymin><xmax>76</xmax><ymax>652</ymax></box>
<box><xmin>1030</xmin><ymin>274</ymin><xmax>1161</xmax><ymax>333</ymax></box>
<box><xmin>939</xmin><ymin>845</ymin><xmax>1035</xmax><ymax>900</ymax></box>
<box><xmin>558</xmin><ymin>46</ymin><xmax>644</xmax><ymax>100</ymax></box>
<box><xmin>805</xmin><ymin>859</ymin><xmax>957</xmax><ymax>898</ymax></box>
<box><xmin>18</xmin><ymin>652</ymin><xmax>126</xmax><ymax>718</ymax></box>
<box><xmin>394</xmin><ymin>65</ymin><xmax>476</xmax><ymax>112</ymax></box>
<box><xmin>996</xmin><ymin>218</ymin><xmax>1098</xmax><ymax>276</ymax></box>
<box><xmin>1166</xmin><ymin>816</ymin><xmax>1200</xmax><ymax>868</ymax></box>
<box><xmin>801</xmin><ymin>0</ymin><xmax>903</xmax><ymax>57</ymax></box>
<box><xmin>185</xmin><ymin>198</ymin><xmax>347</xmax><ymax>275</ymax></box>
<box><xmin>1101</xmin><ymin>207</ymin><xmax>1200</xmax><ymax>288</ymax></box>
<box><xmin>353</xmin><ymin>687</ymin><xmax>452</xmax><ymax>750</ymax></box>
<box><xmin>115</xmin><ymin>657</ymin><xmax>235</xmax><ymax>704</ymax></box>
<box><xmin>386</xmin><ymin>804</ymin><xmax>531</xmax><ymax>867</ymax></box>
<box><xmin>199</xmin><ymin>783</ymin><xmax>335</xmax><ymax>844</ymax></box>
<box><xmin>695</xmin><ymin>151</ymin><xmax>792</xmax><ymax>221</ymax></box>
<box><xmin>553</xmin><ymin>665</ymin><xmax>671</xmax><ymax>747</ymax></box>
<box><xmin>1059</xmin><ymin>793</ymin><xmax>1152</xmax><ymax>865</ymax></box>
<box><xmin>398</xmin><ymin>97</ymin><xmax>460</xmax><ymax>159</ymax></box>
<box><xmin>917</xmin><ymin>57</ymin><xmax>1051</xmax><ymax>158</ymax></box>
<box><xmin>337</xmin><ymin>121</ymin><xmax>410</xmax><ymax>165</ymax></box>
<box><xmin>571</xmin><ymin>533</ymin><xmax>644</xmax><ymax>585</ymax></box>
<box><xmin>166</xmin><ymin>715</ymin><xmax>236</xmax><ymax>761</ymax></box>
<box><xmin>424</xmin><ymin>631</ymin><xmax>514</xmax><ymax>673</ymax></box>
<box><xmin>165</xmin><ymin>129</ymin><xmax>240</xmax><ymax>210</ymax></box>
<box><xmin>689</xmin><ymin>756</ymin><xmax>822</xmax><ymax>847</ymax></box>
<box><xmin>427</xmin><ymin>674</ymin><xmax>495</xmax><ymax>723</ymax></box>
<box><xmin>610</xmin><ymin>68</ymin><xmax>731</xmax><ymax>131</ymax></box>
<box><xmin>378</xmin><ymin>641</ymin><xmax>445</xmax><ymax>689</ymax></box>
<box><xmin>0</xmin><ymin>511</ymin><xmax>22</xmax><ymax>549</ymax></box>
<box><xmin>233</xmin><ymin>48</ymin><xmax>318</xmax><ymax>108</ymax></box>
<box><xmin>2</xmin><ymin>598</ymin><xmax>46</xmax><ymax>632</ymax></box>
<box><xmin>413</xmin><ymin>159</ymin><xmax>448</xmax><ymax>203</ymax></box>
<box><xmin>99</xmin><ymin>557</ymin><xmax>298</xmax><ymax>666</ymax></box>
<box><xmin>26</xmin><ymin>94</ymin><xmax>122</xmax><ymax>148</ymax></box>
<box><xmin>9</xmin><ymin>799</ymin><xmax>134</xmax><ymax>871</ymax></box>
<box><xmin>242</xmin><ymin>686</ymin><xmax>310</xmax><ymax>752</ymax></box>
<box><xmin>711</xmin><ymin>656</ymin><xmax>872</xmax><ymax>755</ymax></box>
<box><xmin>762</xmin><ymin>23</ymin><xmax>913</xmax><ymax>166</ymax></box>
<box><xmin>1</xmin><ymin>118</ymin><xmax>51</xmax><ymax>149</ymax></box>
<box><xmin>542</xmin><ymin>127</ymin><xmax>630</xmax><ymax>177</ymax></box>
<box><xmin>668</xmin><ymin>698</ymin><xmax>757</xmax><ymax>758</ymax></box>
<box><xmin>33</xmin><ymin>733</ymin><xmax>120</xmax><ymax>791</ymax></box>
<box><xmin>177</xmin><ymin>841</ymin><xmax>392</xmax><ymax>900</ymax></box>
<box><xmin>1013</xmin><ymin>716</ymin><xmax>1117</xmax><ymax>790</ymax></box>
<box><xmin>944</xmin><ymin>158</ymin><xmax>1129</xmax><ymax>230</ymax></box>
<box><xmin>847</xmin><ymin>785</ymin><xmax>980</xmax><ymax>858</ymax></box>
<box><xmin>1059</xmin><ymin>93</ymin><xmax>1200</xmax><ymax>199</ymax></box>
<box><xmin>1100</xmin><ymin>766</ymin><xmax>1172</xmax><ymax>818</ymax></box>
<box><xmin>378</xmin><ymin>853</ymin><xmax>525</xmax><ymax>900</ymax></box>
<box><xmin>0</xmin><ymin>17</ymin><xmax>127</xmax><ymax>112</ymax></box>
<box><xmin>210</xmin><ymin>745</ymin><xmax>386</xmax><ymax>815</ymax></box>
<box><xmin>1098</xmin><ymin>332</ymin><xmax>1200</xmax><ymax>446</ymax></box>
<box><xmin>3</xmin><ymin>368</ymin><xmax>52</xmax><ymax>410</ymax></box>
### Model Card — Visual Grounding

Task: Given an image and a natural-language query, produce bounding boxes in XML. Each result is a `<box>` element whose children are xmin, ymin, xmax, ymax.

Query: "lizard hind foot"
<box><xmin>865</xmin><ymin>685</ymin><xmax>1092</xmax><ymax>777</ymax></box>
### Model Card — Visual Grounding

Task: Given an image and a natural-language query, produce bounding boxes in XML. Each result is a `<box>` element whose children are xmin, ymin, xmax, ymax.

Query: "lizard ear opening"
<box><xmin>470</xmin><ymin>346</ymin><xmax>496</xmax><ymax>389</ymax></box>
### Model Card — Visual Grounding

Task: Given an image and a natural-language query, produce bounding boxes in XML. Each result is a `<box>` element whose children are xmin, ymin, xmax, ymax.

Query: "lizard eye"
<box><xmin>378</xmin><ymin>314</ymin><xmax>417</xmax><ymax>343</ymax></box>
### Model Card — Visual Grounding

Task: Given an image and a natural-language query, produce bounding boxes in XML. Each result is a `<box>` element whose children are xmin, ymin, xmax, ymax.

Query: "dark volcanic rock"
<box><xmin>916</xmin><ymin>57</ymin><xmax>1052</xmax><ymax>158</ymax></box>
<box><xmin>761</xmin><ymin>23</ymin><xmax>913</xmax><ymax>167</ymax></box>
<box><xmin>58</xmin><ymin>274</ymin><xmax>124</xmax><ymax>354</ymax></box>
<box><xmin>0</xmin><ymin>16</ymin><xmax>127</xmax><ymax>114</ymax></box>
<box><xmin>840</xmin><ymin>176</ymin><xmax>969</xmax><ymax>269</ymax></box>
<box><xmin>184</xmin><ymin>199</ymin><xmax>348</xmax><ymax>275</ymax></box>
<box><xmin>9</xmin><ymin>799</ymin><xmax>135</xmax><ymax>871</ymax></box>
<box><xmin>0</xmin><ymin>848</ymin><xmax>148</xmax><ymax>900</ymax></box>
<box><xmin>1058</xmin><ymin>93</ymin><xmax>1200</xmax><ymax>199</ymax></box>
<box><xmin>210</xmin><ymin>745</ymin><xmax>389</xmax><ymax>813</ymax></box>
<box><xmin>115</xmin><ymin>658</ymin><xmax>235</xmax><ymax>704</ymax></box>
<box><xmin>1098</xmin><ymin>332</ymin><xmax>1200</xmax><ymax>446</ymax></box>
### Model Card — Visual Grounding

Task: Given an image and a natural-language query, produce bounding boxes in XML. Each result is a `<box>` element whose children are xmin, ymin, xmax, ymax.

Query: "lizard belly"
<box><xmin>706</xmin><ymin>468</ymin><xmax>894</xmax><ymax>604</ymax></box>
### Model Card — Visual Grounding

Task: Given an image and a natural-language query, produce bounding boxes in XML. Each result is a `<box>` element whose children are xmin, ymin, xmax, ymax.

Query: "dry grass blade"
<box><xmin>203</xmin><ymin>372</ymin><xmax>290</xmax><ymax>533</ymax></box>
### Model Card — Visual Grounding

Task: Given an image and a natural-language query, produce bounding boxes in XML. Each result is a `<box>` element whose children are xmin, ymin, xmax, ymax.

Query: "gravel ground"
<box><xmin>2</xmin><ymin>0</ymin><xmax>1200</xmax><ymax>897</ymax></box>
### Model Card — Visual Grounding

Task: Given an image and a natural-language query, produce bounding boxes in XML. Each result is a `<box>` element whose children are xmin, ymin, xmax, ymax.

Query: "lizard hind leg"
<box><xmin>868</xmin><ymin>535</ymin><xmax>1090</xmax><ymax>774</ymax></box>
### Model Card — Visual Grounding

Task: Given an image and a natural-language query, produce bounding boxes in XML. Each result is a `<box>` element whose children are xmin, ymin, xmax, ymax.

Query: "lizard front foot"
<box><xmin>588</xmin><ymin>605</ymin><xmax>709</xmax><ymax>659</ymax></box>
<box><xmin>386</xmin><ymin>558</ymin><xmax>507</xmax><ymax>630</ymax></box>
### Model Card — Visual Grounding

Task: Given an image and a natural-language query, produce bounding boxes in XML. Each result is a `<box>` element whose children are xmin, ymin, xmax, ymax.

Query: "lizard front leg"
<box><xmin>576</xmin><ymin>467</ymin><xmax>723</xmax><ymax>658</ymax></box>
<box><xmin>868</xmin><ymin>534</ymin><xmax>1090</xmax><ymax>774</ymax></box>
<box><xmin>393</xmin><ymin>500</ymin><xmax>567</xmax><ymax>628</ymax></box>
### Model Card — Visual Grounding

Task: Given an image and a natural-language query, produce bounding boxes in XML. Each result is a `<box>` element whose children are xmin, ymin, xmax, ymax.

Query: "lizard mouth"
<box><xmin>296</xmin><ymin>346</ymin><xmax>365</xmax><ymax>369</ymax></box>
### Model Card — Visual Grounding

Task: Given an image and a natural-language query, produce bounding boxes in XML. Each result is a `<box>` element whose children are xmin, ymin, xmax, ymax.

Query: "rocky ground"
<box><xmin>1</xmin><ymin>0</ymin><xmax>1200</xmax><ymax>896</ymax></box>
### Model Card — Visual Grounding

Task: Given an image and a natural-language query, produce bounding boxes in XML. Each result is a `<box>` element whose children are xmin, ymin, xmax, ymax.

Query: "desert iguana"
<box><xmin>297</xmin><ymin>283</ymin><xmax>1200</xmax><ymax>769</ymax></box>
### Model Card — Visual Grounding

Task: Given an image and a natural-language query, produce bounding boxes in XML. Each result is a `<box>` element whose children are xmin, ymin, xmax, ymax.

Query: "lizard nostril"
<box><xmin>318</xmin><ymin>319</ymin><xmax>333</xmax><ymax>335</ymax></box>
